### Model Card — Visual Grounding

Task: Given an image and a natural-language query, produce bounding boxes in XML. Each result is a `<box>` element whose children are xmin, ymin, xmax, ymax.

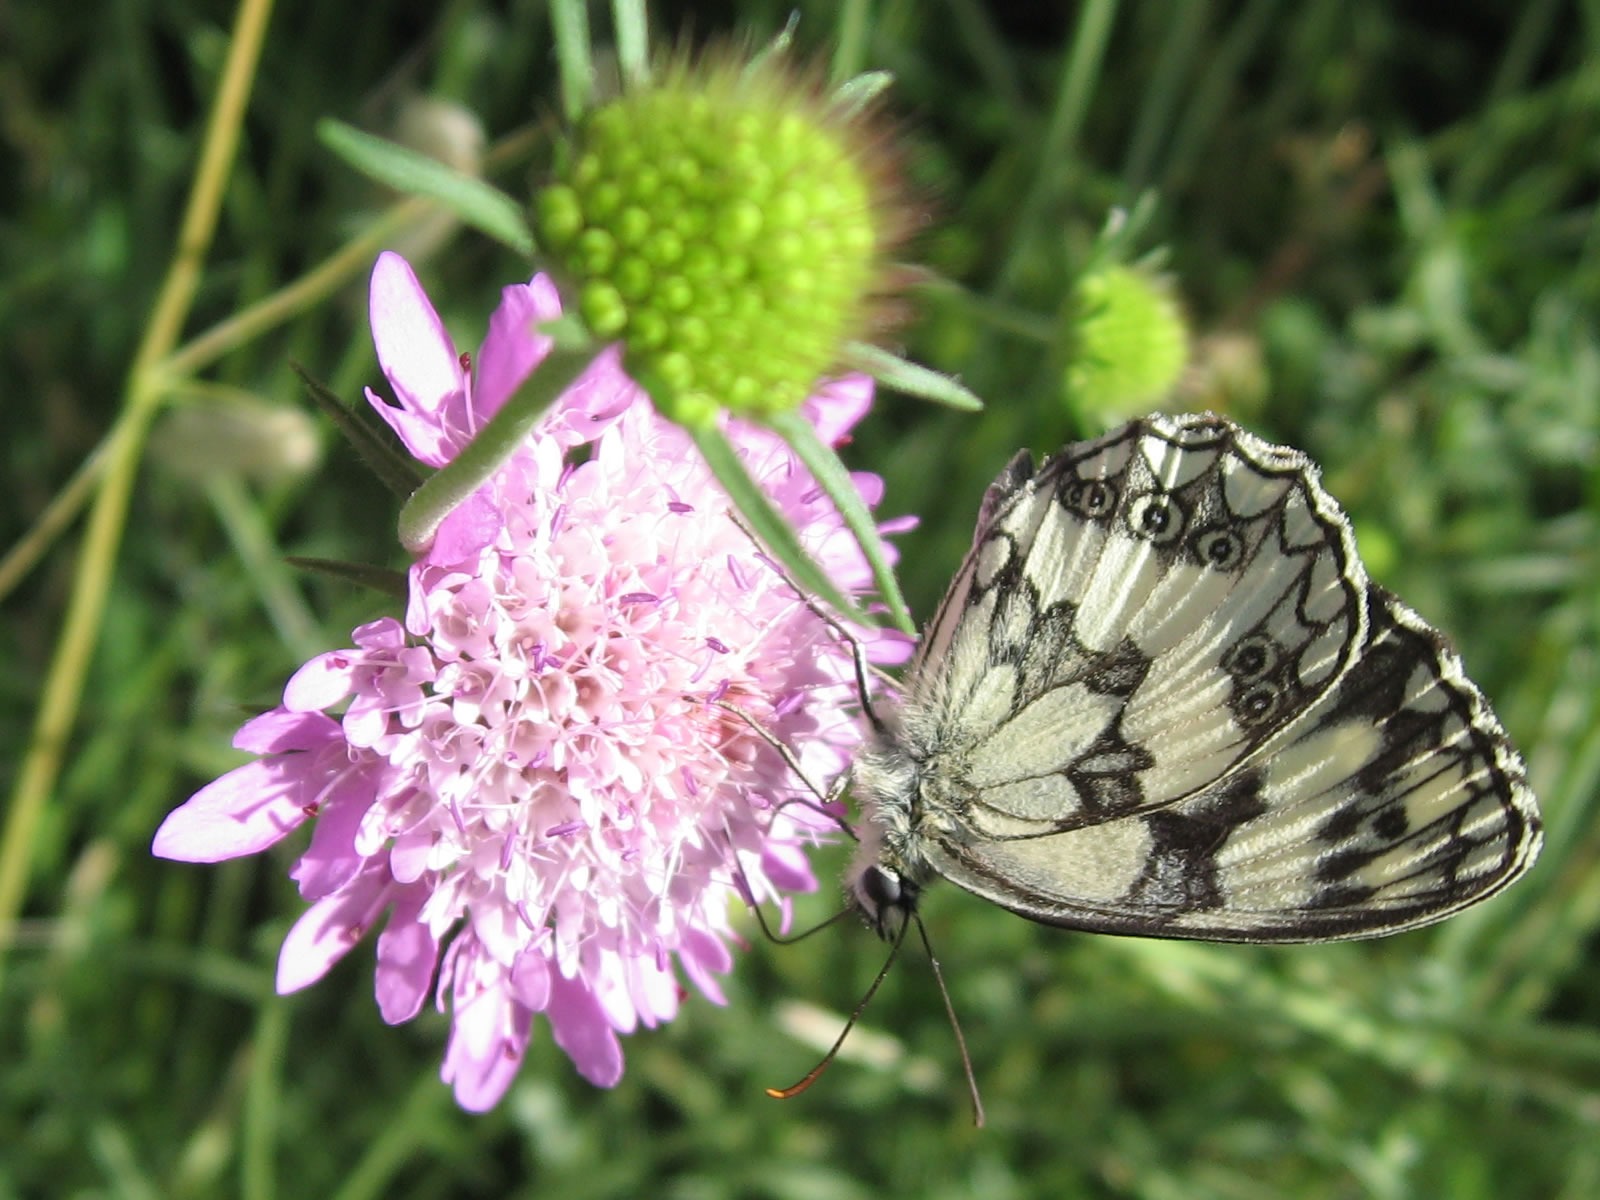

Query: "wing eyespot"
<box><xmin>1234</xmin><ymin>681</ymin><xmax>1282</xmax><ymax>726</ymax></box>
<box><xmin>1221</xmin><ymin>633</ymin><xmax>1280</xmax><ymax>682</ymax></box>
<box><xmin>1064</xmin><ymin>479</ymin><xmax>1117</xmax><ymax>519</ymax></box>
<box><xmin>1126</xmin><ymin>491</ymin><xmax>1186</xmax><ymax>545</ymax></box>
<box><xmin>1192</xmin><ymin>525</ymin><xmax>1247</xmax><ymax>571</ymax></box>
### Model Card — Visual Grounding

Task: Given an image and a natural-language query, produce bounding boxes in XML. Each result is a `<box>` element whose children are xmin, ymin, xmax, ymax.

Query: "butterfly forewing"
<box><xmin>907</xmin><ymin>416</ymin><xmax>1370</xmax><ymax>833</ymax></box>
<box><xmin>856</xmin><ymin>413</ymin><xmax>1541</xmax><ymax>943</ymax></box>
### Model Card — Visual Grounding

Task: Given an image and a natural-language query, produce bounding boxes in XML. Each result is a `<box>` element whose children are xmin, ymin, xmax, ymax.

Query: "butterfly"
<box><xmin>846</xmin><ymin>413</ymin><xmax>1541</xmax><ymax>944</ymax></box>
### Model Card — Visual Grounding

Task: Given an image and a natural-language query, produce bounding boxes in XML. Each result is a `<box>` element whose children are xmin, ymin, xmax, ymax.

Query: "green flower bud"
<box><xmin>1063</xmin><ymin>264</ymin><xmax>1190</xmax><ymax>421</ymax></box>
<box><xmin>150</xmin><ymin>397</ymin><xmax>323</xmax><ymax>485</ymax></box>
<box><xmin>535</xmin><ymin>53</ymin><xmax>901</xmax><ymax>427</ymax></box>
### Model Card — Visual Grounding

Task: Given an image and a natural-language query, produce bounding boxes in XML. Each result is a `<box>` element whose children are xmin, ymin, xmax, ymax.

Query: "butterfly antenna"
<box><xmin>729</xmin><ymin>847</ymin><xmax>859</xmax><ymax>945</ymax></box>
<box><xmin>912</xmin><ymin>912</ymin><xmax>986</xmax><ymax>1128</ymax></box>
<box><xmin>766</xmin><ymin>915</ymin><xmax>910</xmax><ymax>1101</ymax></box>
<box><xmin>792</xmin><ymin>586</ymin><xmax>891</xmax><ymax>735</ymax></box>
<box><xmin>710</xmin><ymin>699</ymin><xmax>854</xmax><ymax>829</ymax></box>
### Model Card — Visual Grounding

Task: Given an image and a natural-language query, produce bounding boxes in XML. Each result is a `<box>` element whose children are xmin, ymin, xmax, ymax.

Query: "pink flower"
<box><xmin>154</xmin><ymin>252</ymin><xmax>910</xmax><ymax>1111</ymax></box>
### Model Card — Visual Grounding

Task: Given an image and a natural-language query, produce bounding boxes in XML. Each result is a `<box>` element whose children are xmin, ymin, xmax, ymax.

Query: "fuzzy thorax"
<box><xmin>847</xmin><ymin>729</ymin><xmax>931</xmax><ymax>939</ymax></box>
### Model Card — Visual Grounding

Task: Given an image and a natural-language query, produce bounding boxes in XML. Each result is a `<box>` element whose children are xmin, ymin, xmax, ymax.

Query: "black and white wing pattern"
<box><xmin>849</xmin><ymin>413</ymin><xmax>1540</xmax><ymax>943</ymax></box>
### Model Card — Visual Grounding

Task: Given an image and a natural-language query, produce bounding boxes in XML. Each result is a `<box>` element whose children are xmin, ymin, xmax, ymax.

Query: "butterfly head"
<box><xmin>848</xmin><ymin>858</ymin><xmax>922</xmax><ymax>940</ymax></box>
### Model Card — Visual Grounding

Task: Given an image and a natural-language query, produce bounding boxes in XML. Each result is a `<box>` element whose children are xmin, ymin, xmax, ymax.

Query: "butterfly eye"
<box><xmin>1126</xmin><ymin>492</ymin><xmax>1185</xmax><ymax>545</ymax></box>
<box><xmin>1193</xmin><ymin>526</ymin><xmax>1246</xmax><ymax>570</ymax></box>
<box><xmin>1222</xmin><ymin>633</ymin><xmax>1280</xmax><ymax>682</ymax></box>
<box><xmin>860</xmin><ymin>864</ymin><xmax>904</xmax><ymax>910</ymax></box>
<box><xmin>1065</xmin><ymin>479</ymin><xmax>1117</xmax><ymax>518</ymax></box>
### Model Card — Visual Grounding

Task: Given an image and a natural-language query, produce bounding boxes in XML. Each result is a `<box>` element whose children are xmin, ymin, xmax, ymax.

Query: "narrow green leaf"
<box><xmin>832</xmin><ymin>70</ymin><xmax>895</xmax><ymax>117</ymax></box>
<box><xmin>611</xmin><ymin>0</ymin><xmax>651</xmax><ymax>88</ymax></box>
<box><xmin>766</xmin><ymin>409</ymin><xmax>915</xmax><ymax>633</ymax></box>
<box><xmin>285</xmin><ymin>557</ymin><xmax>410</xmax><ymax>601</ymax></box>
<box><xmin>397</xmin><ymin>342</ymin><xmax>601</xmax><ymax>551</ymax></box>
<box><xmin>687</xmin><ymin>422</ymin><xmax>871</xmax><ymax>626</ymax></box>
<box><xmin>550</xmin><ymin>0</ymin><xmax>594</xmax><ymax>121</ymax></box>
<box><xmin>316</xmin><ymin>120</ymin><xmax>535</xmax><ymax>255</ymax></box>
<box><xmin>827</xmin><ymin>0</ymin><xmax>872</xmax><ymax>86</ymax></box>
<box><xmin>746</xmin><ymin>14</ymin><xmax>800</xmax><ymax>78</ymax></box>
<box><xmin>290</xmin><ymin>363</ymin><xmax>423</xmax><ymax>499</ymax></box>
<box><xmin>844</xmin><ymin>342</ymin><xmax>985</xmax><ymax>411</ymax></box>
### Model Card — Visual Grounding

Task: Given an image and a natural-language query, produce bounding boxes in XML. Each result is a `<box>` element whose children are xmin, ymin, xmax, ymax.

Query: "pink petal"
<box><xmin>865</xmin><ymin>626</ymin><xmax>917</xmax><ymax>665</ymax></box>
<box><xmin>283</xmin><ymin>650</ymin><xmax>361</xmax><ymax>712</ymax></box>
<box><xmin>678</xmin><ymin>928</ymin><xmax>733</xmax><ymax>1007</ymax></box>
<box><xmin>232</xmin><ymin>708</ymin><xmax>340</xmax><ymax>755</ymax></box>
<box><xmin>623</xmin><ymin>953</ymin><xmax>680</xmax><ymax>1027</ymax></box>
<box><xmin>848</xmin><ymin>470</ymin><xmax>885</xmax><ymax>507</ymax></box>
<box><xmin>442</xmin><ymin>964</ymin><xmax>532</xmax><ymax>1112</ymax></box>
<box><xmin>510</xmin><ymin>946</ymin><xmax>552</xmax><ymax>1011</ymax></box>
<box><xmin>472</xmin><ymin>277</ymin><xmax>561</xmax><ymax>422</ymax></box>
<box><xmin>540</xmin><ymin>345</ymin><xmax>644</xmax><ymax>448</ymax></box>
<box><xmin>375</xmin><ymin>886</ymin><xmax>438</xmax><ymax>1023</ymax></box>
<box><xmin>288</xmin><ymin>777</ymin><xmax>374</xmax><ymax>899</ymax></box>
<box><xmin>760</xmin><ymin>842</ymin><xmax>818</xmax><ymax>893</ymax></box>
<box><xmin>351</xmin><ymin>616</ymin><xmax>407</xmax><ymax>652</ymax></box>
<box><xmin>275</xmin><ymin>866</ymin><xmax>392</xmax><ymax>993</ymax></box>
<box><xmin>369</xmin><ymin>252</ymin><xmax>461</xmax><ymax>421</ymax></box>
<box><xmin>153</xmin><ymin>759</ymin><xmax>316</xmax><ymax>862</ymax></box>
<box><xmin>425</xmin><ymin>490</ymin><xmax>502</xmax><ymax>566</ymax></box>
<box><xmin>805</xmin><ymin>374</ymin><xmax>874</xmax><ymax>444</ymax></box>
<box><xmin>546</xmin><ymin>970</ymin><xmax>624</xmax><ymax>1087</ymax></box>
<box><xmin>363</xmin><ymin>387</ymin><xmax>457</xmax><ymax>469</ymax></box>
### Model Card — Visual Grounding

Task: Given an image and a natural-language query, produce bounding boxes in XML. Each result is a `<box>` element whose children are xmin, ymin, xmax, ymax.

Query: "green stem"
<box><xmin>207</xmin><ymin>475</ymin><xmax>324</xmax><ymax>661</ymax></box>
<box><xmin>396</xmin><ymin>343</ymin><xmax>602</xmax><ymax>552</ymax></box>
<box><xmin>0</xmin><ymin>0</ymin><xmax>276</xmax><ymax>996</ymax></box>
<box><xmin>996</xmin><ymin>0</ymin><xmax>1119</xmax><ymax>297</ymax></box>
<box><xmin>766</xmin><ymin>409</ymin><xmax>915</xmax><ymax>634</ymax></box>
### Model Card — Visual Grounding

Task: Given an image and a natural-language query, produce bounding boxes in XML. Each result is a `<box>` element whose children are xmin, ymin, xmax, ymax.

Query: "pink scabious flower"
<box><xmin>154</xmin><ymin>251</ymin><xmax>910</xmax><ymax>1111</ymax></box>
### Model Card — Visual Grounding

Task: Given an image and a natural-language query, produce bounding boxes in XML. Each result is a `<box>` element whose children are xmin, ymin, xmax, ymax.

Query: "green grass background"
<box><xmin>4</xmin><ymin>1</ymin><xmax>1598</xmax><ymax>1196</ymax></box>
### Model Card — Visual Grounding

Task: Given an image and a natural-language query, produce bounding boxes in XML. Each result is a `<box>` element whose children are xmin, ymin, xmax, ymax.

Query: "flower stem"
<box><xmin>0</xmin><ymin>0</ymin><xmax>276</xmax><ymax>993</ymax></box>
<box><xmin>397</xmin><ymin>342</ymin><xmax>602</xmax><ymax>552</ymax></box>
<box><xmin>766</xmin><ymin>408</ymin><xmax>916</xmax><ymax>634</ymax></box>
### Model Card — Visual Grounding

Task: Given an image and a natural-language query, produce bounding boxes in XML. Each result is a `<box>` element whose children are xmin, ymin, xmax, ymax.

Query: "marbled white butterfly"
<box><xmin>848</xmin><ymin>414</ymin><xmax>1541</xmax><ymax>943</ymax></box>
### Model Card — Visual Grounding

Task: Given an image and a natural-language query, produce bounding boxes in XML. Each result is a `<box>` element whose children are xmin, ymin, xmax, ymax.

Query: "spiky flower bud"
<box><xmin>535</xmin><ymin>54</ymin><xmax>898</xmax><ymax>427</ymax></box>
<box><xmin>1062</xmin><ymin>264</ymin><xmax>1190</xmax><ymax>420</ymax></box>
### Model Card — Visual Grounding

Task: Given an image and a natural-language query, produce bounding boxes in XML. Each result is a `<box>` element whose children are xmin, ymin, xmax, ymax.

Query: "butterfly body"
<box><xmin>849</xmin><ymin>414</ymin><xmax>1540</xmax><ymax>944</ymax></box>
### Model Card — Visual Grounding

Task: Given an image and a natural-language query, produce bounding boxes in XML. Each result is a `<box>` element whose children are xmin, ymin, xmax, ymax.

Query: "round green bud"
<box><xmin>532</xmin><ymin>55</ymin><xmax>890</xmax><ymax>424</ymax></box>
<box><xmin>1063</xmin><ymin>265</ymin><xmax>1191</xmax><ymax>421</ymax></box>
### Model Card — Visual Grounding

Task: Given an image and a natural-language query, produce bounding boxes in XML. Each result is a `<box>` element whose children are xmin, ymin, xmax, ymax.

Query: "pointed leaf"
<box><xmin>317</xmin><ymin>120</ymin><xmax>535</xmax><ymax>255</ymax></box>
<box><xmin>766</xmin><ymin>409</ymin><xmax>914</xmax><ymax>633</ymax></box>
<box><xmin>286</xmin><ymin>557</ymin><xmax>410</xmax><ymax>602</ymax></box>
<box><xmin>832</xmin><ymin>71</ymin><xmax>895</xmax><ymax>117</ymax></box>
<box><xmin>687</xmin><ymin>422</ymin><xmax>870</xmax><ymax>627</ymax></box>
<box><xmin>844</xmin><ymin>342</ymin><xmax>984</xmax><ymax>411</ymax></box>
<box><xmin>550</xmin><ymin>0</ymin><xmax>595</xmax><ymax>120</ymax></box>
<box><xmin>291</xmin><ymin>363</ymin><xmax>423</xmax><ymax>499</ymax></box>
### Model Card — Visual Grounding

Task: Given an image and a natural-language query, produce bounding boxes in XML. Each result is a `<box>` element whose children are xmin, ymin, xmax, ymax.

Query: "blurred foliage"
<box><xmin>3</xmin><ymin>1</ymin><xmax>1599</xmax><ymax>1197</ymax></box>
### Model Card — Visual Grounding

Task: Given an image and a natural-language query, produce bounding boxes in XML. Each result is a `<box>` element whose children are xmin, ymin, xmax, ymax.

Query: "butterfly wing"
<box><xmin>906</xmin><ymin>414</ymin><xmax>1369</xmax><ymax>833</ymax></box>
<box><xmin>923</xmin><ymin>587</ymin><xmax>1540</xmax><ymax>941</ymax></box>
<box><xmin>902</xmin><ymin>414</ymin><xmax>1540</xmax><ymax>942</ymax></box>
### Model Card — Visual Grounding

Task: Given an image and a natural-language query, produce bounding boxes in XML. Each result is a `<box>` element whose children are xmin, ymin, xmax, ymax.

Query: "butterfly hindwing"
<box><xmin>922</xmin><ymin>585</ymin><xmax>1539</xmax><ymax>941</ymax></box>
